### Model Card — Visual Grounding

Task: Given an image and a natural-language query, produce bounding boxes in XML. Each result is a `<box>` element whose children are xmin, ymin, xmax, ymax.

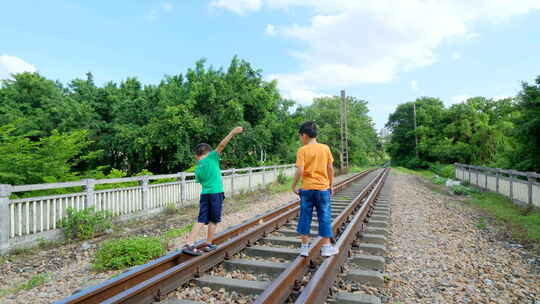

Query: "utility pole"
<box><xmin>340</xmin><ymin>90</ymin><xmax>349</xmax><ymax>172</ymax></box>
<box><xmin>413</xmin><ymin>102</ymin><xmax>419</xmax><ymax>159</ymax></box>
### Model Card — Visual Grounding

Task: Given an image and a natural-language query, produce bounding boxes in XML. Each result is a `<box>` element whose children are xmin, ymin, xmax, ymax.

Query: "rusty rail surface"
<box><xmin>253</xmin><ymin>168</ymin><xmax>388</xmax><ymax>304</ymax></box>
<box><xmin>294</xmin><ymin>167</ymin><xmax>390</xmax><ymax>304</ymax></box>
<box><xmin>56</xmin><ymin>170</ymin><xmax>372</xmax><ymax>304</ymax></box>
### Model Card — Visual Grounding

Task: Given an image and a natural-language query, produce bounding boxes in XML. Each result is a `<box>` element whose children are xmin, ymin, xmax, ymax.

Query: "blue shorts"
<box><xmin>296</xmin><ymin>189</ymin><xmax>333</xmax><ymax>238</ymax></box>
<box><xmin>198</xmin><ymin>193</ymin><xmax>224</xmax><ymax>224</ymax></box>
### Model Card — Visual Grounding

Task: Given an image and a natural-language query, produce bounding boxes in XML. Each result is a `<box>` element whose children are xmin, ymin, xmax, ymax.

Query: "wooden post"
<box><xmin>84</xmin><ymin>179</ymin><xmax>96</xmax><ymax>209</ymax></box>
<box><xmin>0</xmin><ymin>184</ymin><xmax>12</xmax><ymax>254</ymax></box>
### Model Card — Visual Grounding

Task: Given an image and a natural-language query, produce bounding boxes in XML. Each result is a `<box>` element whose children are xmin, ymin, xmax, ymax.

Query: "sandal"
<box><xmin>201</xmin><ymin>243</ymin><xmax>218</xmax><ymax>252</ymax></box>
<box><xmin>182</xmin><ymin>244</ymin><xmax>203</xmax><ymax>256</ymax></box>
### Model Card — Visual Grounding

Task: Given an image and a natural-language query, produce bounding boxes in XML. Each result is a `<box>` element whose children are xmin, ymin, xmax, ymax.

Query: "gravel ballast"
<box><xmin>385</xmin><ymin>171</ymin><xmax>539</xmax><ymax>303</ymax></box>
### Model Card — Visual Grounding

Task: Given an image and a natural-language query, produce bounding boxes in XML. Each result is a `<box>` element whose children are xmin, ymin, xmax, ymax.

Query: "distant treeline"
<box><xmin>386</xmin><ymin>75</ymin><xmax>540</xmax><ymax>172</ymax></box>
<box><xmin>0</xmin><ymin>56</ymin><xmax>384</xmax><ymax>185</ymax></box>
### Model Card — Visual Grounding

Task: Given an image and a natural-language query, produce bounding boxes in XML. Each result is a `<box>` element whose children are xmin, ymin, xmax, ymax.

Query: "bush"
<box><xmin>277</xmin><ymin>171</ymin><xmax>288</xmax><ymax>185</ymax></box>
<box><xmin>451</xmin><ymin>185</ymin><xmax>478</xmax><ymax>195</ymax></box>
<box><xmin>432</xmin><ymin>176</ymin><xmax>447</xmax><ymax>185</ymax></box>
<box><xmin>58</xmin><ymin>207</ymin><xmax>112</xmax><ymax>240</ymax></box>
<box><xmin>429</xmin><ymin>163</ymin><xmax>455</xmax><ymax>178</ymax></box>
<box><xmin>92</xmin><ymin>236</ymin><xmax>165</xmax><ymax>271</ymax></box>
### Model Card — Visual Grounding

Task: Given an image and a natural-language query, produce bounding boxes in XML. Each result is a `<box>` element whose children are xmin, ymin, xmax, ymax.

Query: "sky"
<box><xmin>1</xmin><ymin>0</ymin><xmax>539</xmax><ymax>130</ymax></box>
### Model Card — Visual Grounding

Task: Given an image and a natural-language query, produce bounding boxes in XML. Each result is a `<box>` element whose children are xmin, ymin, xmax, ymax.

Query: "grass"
<box><xmin>476</xmin><ymin>217</ymin><xmax>487</xmax><ymax>230</ymax></box>
<box><xmin>467</xmin><ymin>191</ymin><xmax>540</xmax><ymax>245</ymax></box>
<box><xmin>0</xmin><ymin>273</ymin><xmax>49</xmax><ymax>298</ymax></box>
<box><xmin>393</xmin><ymin>166</ymin><xmax>435</xmax><ymax>180</ymax></box>
<box><xmin>396</xmin><ymin>166</ymin><xmax>540</xmax><ymax>249</ymax></box>
<box><xmin>162</xmin><ymin>224</ymin><xmax>193</xmax><ymax>240</ymax></box>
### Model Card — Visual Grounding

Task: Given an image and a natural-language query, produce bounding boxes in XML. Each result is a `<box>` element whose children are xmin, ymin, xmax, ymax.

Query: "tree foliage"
<box><xmin>0</xmin><ymin>57</ymin><xmax>382</xmax><ymax>185</ymax></box>
<box><xmin>386</xmin><ymin>75</ymin><xmax>539</xmax><ymax>172</ymax></box>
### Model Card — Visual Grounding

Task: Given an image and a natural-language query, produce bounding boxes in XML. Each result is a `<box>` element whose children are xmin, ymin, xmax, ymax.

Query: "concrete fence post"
<box><xmin>140</xmin><ymin>176</ymin><xmax>150</xmax><ymax>212</ymax></box>
<box><xmin>509</xmin><ymin>171</ymin><xmax>514</xmax><ymax>201</ymax></box>
<box><xmin>527</xmin><ymin>173</ymin><xmax>535</xmax><ymax>206</ymax></box>
<box><xmin>262</xmin><ymin>167</ymin><xmax>266</xmax><ymax>187</ymax></box>
<box><xmin>468</xmin><ymin>166</ymin><xmax>471</xmax><ymax>183</ymax></box>
<box><xmin>484</xmin><ymin>168</ymin><xmax>488</xmax><ymax>189</ymax></box>
<box><xmin>0</xmin><ymin>184</ymin><xmax>12</xmax><ymax>254</ymax></box>
<box><xmin>273</xmin><ymin>166</ymin><xmax>277</xmax><ymax>182</ymax></box>
<box><xmin>496</xmin><ymin>169</ymin><xmax>501</xmax><ymax>193</ymax></box>
<box><xmin>231</xmin><ymin>168</ymin><xmax>236</xmax><ymax>195</ymax></box>
<box><xmin>248</xmin><ymin>167</ymin><xmax>253</xmax><ymax>191</ymax></box>
<box><xmin>180</xmin><ymin>172</ymin><xmax>186</xmax><ymax>205</ymax></box>
<box><xmin>84</xmin><ymin>179</ymin><xmax>96</xmax><ymax>209</ymax></box>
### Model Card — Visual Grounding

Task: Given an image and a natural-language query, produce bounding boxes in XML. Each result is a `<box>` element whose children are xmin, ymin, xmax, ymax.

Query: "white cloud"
<box><xmin>410</xmin><ymin>80</ymin><xmax>418</xmax><ymax>91</ymax></box>
<box><xmin>450</xmin><ymin>94</ymin><xmax>471</xmax><ymax>105</ymax></box>
<box><xmin>161</xmin><ymin>2</ymin><xmax>173</xmax><ymax>11</ymax></box>
<box><xmin>493</xmin><ymin>94</ymin><xmax>512</xmax><ymax>100</ymax></box>
<box><xmin>452</xmin><ymin>51</ymin><xmax>462</xmax><ymax>60</ymax></box>
<box><xmin>265</xmin><ymin>24</ymin><xmax>276</xmax><ymax>36</ymax></box>
<box><xmin>0</xmin><ymin>54</ymin><xmax>36</xmax><ymax>80</ymax></box>
<box><xmin>210</xmin><ymin>0</ymin><xmax>262</xmax><ymax>15</ymax></box>
<box><xmin>211</xmin><ymin>0</ymin><xmax>540</xmax><ymax>102</ymax></box>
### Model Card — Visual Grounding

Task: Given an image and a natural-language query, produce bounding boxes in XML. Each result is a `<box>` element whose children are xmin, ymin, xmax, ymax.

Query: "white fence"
<box><xmin>0</xmin><ymin>165</ymin><xmax>295</xmax><ymax>253</ymax></box>
<box><xmin>454</xmin><ymin>163</ymin><xmax>540</xmax><ymax>207</ymax></box>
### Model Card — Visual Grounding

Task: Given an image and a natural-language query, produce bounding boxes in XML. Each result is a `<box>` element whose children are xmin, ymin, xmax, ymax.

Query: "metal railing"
<box><xmin>0</xmin><ymin>165</ymin><xmax>296</xmax><ymax>253</ymax></box>
<box><xmin>454</xmin><ymin>163</ymin><xmax>539</xmax><ymax>207</ymax></box>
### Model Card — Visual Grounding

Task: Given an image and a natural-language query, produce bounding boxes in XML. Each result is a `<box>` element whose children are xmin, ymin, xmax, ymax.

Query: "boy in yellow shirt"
<box><xmin>291</xmin><ymin>121</ymin><xmax>337</xmax><ymax>257</ymax></box>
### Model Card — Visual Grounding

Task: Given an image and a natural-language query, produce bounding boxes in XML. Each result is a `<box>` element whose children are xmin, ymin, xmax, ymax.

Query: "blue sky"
<box><xmin>1</xmin><ymin>1</ymin><xmax>539</xmax><ymax>130</ymax></box>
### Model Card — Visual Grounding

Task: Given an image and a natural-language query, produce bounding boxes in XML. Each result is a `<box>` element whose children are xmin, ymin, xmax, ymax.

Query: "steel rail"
<box><xmin>253</xmin><ymin>168</ymin><xmax>386</xmax><ymax>304</ymax></box>
<box><xmin>294</xmin><ymin>167</ymin><xmax>390</xmax><ymax>304</ymax></box>
<box><xmin>56</xmin><ymin>170</ymin><xmax>372</xmax><ymax>304</ymax></box>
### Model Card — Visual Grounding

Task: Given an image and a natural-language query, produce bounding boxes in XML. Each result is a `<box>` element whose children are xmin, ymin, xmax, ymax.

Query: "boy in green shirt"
<box><xmin>182</xmin><ymin>126</ymin><xmax>243</xmax><ymax>256</ymax></box>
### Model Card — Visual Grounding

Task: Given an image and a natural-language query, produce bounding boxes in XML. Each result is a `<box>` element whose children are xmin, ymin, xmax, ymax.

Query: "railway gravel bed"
<box><xmin>385</xmin><ymin>171</ymin><xmax>540</xmax><ymax>303</ymax></box>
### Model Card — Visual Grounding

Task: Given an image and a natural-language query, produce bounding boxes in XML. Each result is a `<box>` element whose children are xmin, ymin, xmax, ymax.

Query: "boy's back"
<box><xmin>296</xmin><ymin>143</ymin><xmax>334</xmax><ymax>190</ymax></box>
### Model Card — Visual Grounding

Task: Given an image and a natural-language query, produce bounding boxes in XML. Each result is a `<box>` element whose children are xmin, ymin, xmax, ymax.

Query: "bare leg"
<box><xmin>321</xmin><ymin>237</ymin><xmax>331</xmax><ymax>246</ymax></box>
<box><xmin>207</xmin><ymin>222</ymin><xmax>217</xmax><ymax>243</ymax></box>
<box><xmin>300</xmin><ymin>234</ymin><xmax>310</xmax><ymax>245</ymax></box>
<box><xmin>186</xmin><ymin>222</ymin><xmax>205</xmax><ymax>245</ymax></box>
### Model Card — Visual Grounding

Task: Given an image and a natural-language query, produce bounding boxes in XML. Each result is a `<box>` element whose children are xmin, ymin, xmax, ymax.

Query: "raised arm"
<box><xmin>215</xmin><ymin>126</ymin><xmax>243</xmax><ymax>154</ymax></box>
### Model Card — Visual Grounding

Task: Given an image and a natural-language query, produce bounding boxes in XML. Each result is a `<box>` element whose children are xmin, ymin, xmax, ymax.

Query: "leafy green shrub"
<box><xmin>92</xmin><ymin>236</ymin><xmax>165</xmax><ymax>271</ymax></box>
<box><xmin>429</xmin><ymin>163</ymin><xmax>455</xmax><ymax>178</ymax></box>
<box><xmin>432</xmin><ymin>176</ymin><xmax>447</xmax><ymax>185</ymax></box>
<box><xmin>58</xmin><ymin>207</ymin><xmax>112</xmax><ymax>240</ymax></box>
<box><xmin>451</xmin><ymin>185</ymin><xmax>478</xmax><ymax>195</ymax></box>
<box><xmin>277</xmin><ymin>171</ymin><xmax>288</xmax><ymax>185</ymax></box>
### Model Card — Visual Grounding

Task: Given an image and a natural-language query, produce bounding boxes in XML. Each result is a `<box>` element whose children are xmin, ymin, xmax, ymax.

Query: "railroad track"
<box><xmin>57</xmin><ymin>167</ymin><xmax>390</xmax><ymax>304</ymax></box>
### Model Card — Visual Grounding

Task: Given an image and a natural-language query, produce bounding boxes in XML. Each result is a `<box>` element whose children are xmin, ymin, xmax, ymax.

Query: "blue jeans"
<box><xmin>296</xmin><ymin>189</ymin><xmax>333</xmax><ymax>238</ymax></box>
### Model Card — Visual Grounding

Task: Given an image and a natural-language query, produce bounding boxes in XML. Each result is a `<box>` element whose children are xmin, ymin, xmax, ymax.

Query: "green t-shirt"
<box><xmin>195</xmin><ymin>150</ymin><xmax>224</xmax><ymax>194</ymax></box>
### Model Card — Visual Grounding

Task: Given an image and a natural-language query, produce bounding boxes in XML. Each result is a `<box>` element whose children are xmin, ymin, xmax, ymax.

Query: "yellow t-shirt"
<box><xmin>296</xmin><ymin>143</ymin><xmax>334</xmax><ymax>190</ymax></box>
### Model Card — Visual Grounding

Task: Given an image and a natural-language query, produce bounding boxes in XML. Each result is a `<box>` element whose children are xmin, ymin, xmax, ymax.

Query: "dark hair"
<box><xmin>195</xmin><ymin>143</ymin><xmax>212</xmax><ymax>156</ymax></box>
<box><xmin>299</xmin><ymin>121</ymin><xmax>317</xmax><ymax>138</ymax></box>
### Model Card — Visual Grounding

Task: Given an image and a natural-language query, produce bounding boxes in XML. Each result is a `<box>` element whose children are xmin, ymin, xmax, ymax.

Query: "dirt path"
<box><xmin>385</xmin><ymin>171</ymin><xmax>539</xmax><ymax>303</ymax></box>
